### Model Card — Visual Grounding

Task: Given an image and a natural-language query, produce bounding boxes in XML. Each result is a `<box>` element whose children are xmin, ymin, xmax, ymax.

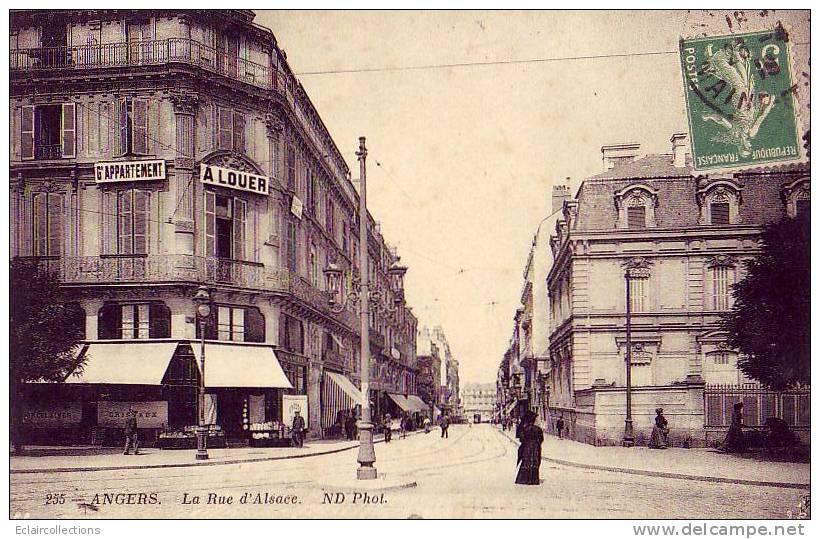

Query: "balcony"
<box><xmin>35</xmin><ymin>144</ymin><xmax>62</xmax><ymax>160</ymax></box>
<box><xmin>51</xmin><ymin>254</ymin><xmax>360</xmax><ymax>328</ymax></box>
<box><xmin>10</xmin><ymin>38</ymin><xmax>271</xmax><ymax>91</ymax></box>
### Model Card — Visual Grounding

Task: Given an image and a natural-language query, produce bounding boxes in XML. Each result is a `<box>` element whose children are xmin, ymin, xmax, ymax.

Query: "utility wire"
<box><xmin>294</xmin><ymin>41</ymin><xmax>810</xmax><ymax>76</ymax></box>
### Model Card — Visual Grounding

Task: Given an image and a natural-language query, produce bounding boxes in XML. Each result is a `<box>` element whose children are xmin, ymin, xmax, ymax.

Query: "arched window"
<box><xmin>782</xmin><ymin>178</ymin><xmax>810</xmax><ymax>219</ymax></box>
<box><xmin>697</xmin><ymin>181</ymin><xmax>743</xmax><ymax>225</ymax></box>
<box><xmin>614</xmin><ymin>184</ymin><xmax>658</xmax><ymax>229</ymax></box>
<box><xmin>98</xmin><ymin>302</ymin><xmax>171</xmax><ymax>340</ymax></box>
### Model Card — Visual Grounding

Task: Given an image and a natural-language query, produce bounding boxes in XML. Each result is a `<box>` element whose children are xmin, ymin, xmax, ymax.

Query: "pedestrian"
<box><xmin>515</xmin><ymin>416</ymin><xmax>523</xmax><ymax>439</ymax></box>
<box><xmin>515</xmin><ymin>410</ymin><xmax>544</xmax><ymax>485</ymax></box>
<box><xmin>721</xmin><ymin>402</ymin><xmax>746</xmax><ymax>453</ymax></box>
<box><xmin>400</xmin><ymin>414</ymin><xmax>410</xmax><ymax>439</ymax></box>
<box><xmin>648</xmin><ymin>408</ymin><xmax>669</xmax><ymax>449</ymax></box>
<box><xmin>423</xmin><ymin>416</ymin><xmax>431</xmax><ymax>434</ymax></box>
<box><xmin>440</xmin><ymin>414</ymin><xmax>450</xmax><ymax>438</ymax></box>
<box><xmin>123</xmin><ymin>409</ymin><xmax>139</xmax><ymax>455</ymax></box>
<box><xmin>383</xmin><ymin>413</ymin><xmax>392</xmax><ymax>443</ymax></box>
<box><xmin>345</xmin><ymin>410</ymin><xmax>357</xmax><ymax>441</ymax></box>
<box><xmin>556</xmin><ymin>414</ymin><xmax>565</xmax><ymax>439</ymax></box>
<box><xmin>291</xmin><ymin>410</ymin><xmax>306</xmax><ymax>448</ymax></box>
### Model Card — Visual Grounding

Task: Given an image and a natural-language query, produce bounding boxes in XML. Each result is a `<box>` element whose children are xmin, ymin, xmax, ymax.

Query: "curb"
<box><xmin>11</xmin><ymin>432</ymin><xmax>412</xmax><ymax>475</ymax></box>
<box><xmin>497</xmin><ymin>428</ymin><xmax>810</xmax><ymax>490</ymax></box>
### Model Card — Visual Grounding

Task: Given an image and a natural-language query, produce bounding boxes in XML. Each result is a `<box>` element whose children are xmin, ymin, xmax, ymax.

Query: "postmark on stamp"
<box><xmin>680</xmin><ymin>28</ymin><xmax>802</xmax><ymax>171</ymax></box>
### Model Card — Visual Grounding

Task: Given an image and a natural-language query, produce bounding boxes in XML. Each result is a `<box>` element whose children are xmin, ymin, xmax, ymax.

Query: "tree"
<box><xmin>10</xmin><ymin>258</ymin><xmax>86</xmax><ymax>452</ymax></box>
<box><xmin>721</xmin><ymin>216</ymin><xmax>810</xmax><ymax>390</ymax></box>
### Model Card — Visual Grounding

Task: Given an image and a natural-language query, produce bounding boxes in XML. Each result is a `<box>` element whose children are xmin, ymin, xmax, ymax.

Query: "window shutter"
<box><xmin>711</xmin><ymin>203</ymin><xmax>730</xmax><ymax>225</ymax></box>
<box><xmin>33</xmin><ymin>193</ymin><xmax>47</xmax><ymax>256</ymax></box>
<box><xmin>627</xmin><ymin>205</ymin><xmax>646</xmax><ymax>229</ymax></box>
<box><xmin>233</xmin><ymin>197</ymin><xmax>246</xmax><ymax>260</ymax></box>
<box><xmin>133</xmin><ymin>190</ymin><xmax>149</xmax><ymax>254</ymax></box>
<box><xmin>112</xmin><ymin>99</ymin><xmax>126</xmax><ymax>157</ymax></box>
<box><xmin>233</xmin><ymin>111</ymin><xmax>245</xmax><ymax>153</ymax></box>
<box><xmin>59</xmin><ymin>103</ymin><xmax>76</xmax><ymax>158</ymax></box>
<box><xmin>118</xmin><ymin>190</ymin><xmax>132</xmax><ymax>255</ymax></box>
<box><xmin>218</xmin><ymin>108</ymin><xmax>232</xmax><ymax>150</ymax></box>
<box><xmin>132</xmin><ymin>98</ymin><xmax>149</xmax><ymax>155</ymax></box>
<box><xmin>101</xmin><ymin>190</ymin><xmax>115</xmax><ymax>255</ymax></box>
<box><xmin>204</xmin><ymin>190</ymin><xmax>216</xmax><ymax>256</ymax></box>
<box><xmin>48</xmin><ymin>193</ymin><xmax>64</xmax><ymax>256</ymax></box>
<box><xmin>21</xmin><ymin>105</ymin><xmax>35</xmax><ymax>160</ymax></box>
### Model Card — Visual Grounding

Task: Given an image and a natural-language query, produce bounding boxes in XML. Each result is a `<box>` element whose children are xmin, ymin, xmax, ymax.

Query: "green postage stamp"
<box><xmin>680</xmin><ymin>29</ymin><xmax>801</xmax><ymax>171</ymax></box>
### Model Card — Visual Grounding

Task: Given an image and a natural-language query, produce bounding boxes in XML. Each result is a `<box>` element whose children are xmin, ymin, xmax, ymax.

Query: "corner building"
<box><xmin>10</xmin><ymin>9</ymin><xmax>419</xmax><ymax>446</ymax></box>
<box><xmin>547</xmin><ymin>135</ymin><xmax>810</xmax><ymax>447</ymax></box>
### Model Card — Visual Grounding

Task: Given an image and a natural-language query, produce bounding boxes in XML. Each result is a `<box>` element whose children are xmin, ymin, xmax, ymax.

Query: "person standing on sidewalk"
<box><xmin>515</xmin><ymin>410</ymin><xmax>543</xmax><ymax>485</ymax></box>
<box><xmin>440</xmin><ymin>414</ymin><xmax>450</xmax><ymax>438</ymax></box>
<box><xmin>123</xmin><ymin>409</ymin><xmax>139</xmax><ymax>455</ymax></box>
<box><xmin>556</xmin><ymin>414</ymin><xmax>565</xmax><ymax>439</ymax></box>
<box><xmin>291</xmin><ymin>410</ymin><xmax>306</xmax><ymax>448</ymax></box>
<box><xmin>648</xmin><ymin>408</ymin><xmax>669</xmax><ymax>449</ymax></box>
<box><xmin>383</xmin><ymin>413</ymin><xmax>392</xmax><ymax>443</ymax></box>
<box><xmin>721</xmin><ymin>402</ymin><xmax>746</xmax><ymax>453</ymax></box>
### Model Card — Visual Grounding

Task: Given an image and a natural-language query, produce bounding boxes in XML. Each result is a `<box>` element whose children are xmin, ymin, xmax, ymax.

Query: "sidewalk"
<box><xmin>11</xmin><ymin>428</ymin><xmax>431</xmax><ymax>474</ymax></box>
<box><xmin>497</xmin><ymin>427</ymin><xmax>809</xmax><ymax>489</ymax></box>
<box><xmin>11</xmin><ymin>437</ymin><xmax>364</xmax><ymax>474</ymax></box>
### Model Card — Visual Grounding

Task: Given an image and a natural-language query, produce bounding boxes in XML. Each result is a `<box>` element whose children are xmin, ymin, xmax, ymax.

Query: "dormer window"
<box><xmin>697</xmin><ymin>180</ymin><xmax>742</xmax><ymax>225</ymax></box>
<box><xmin>782</xmin><ymin>178</ymin><xmax>810</xmax><ymax>219</ymax></box>
<box><xmin>615</xmin><ymin>184</ymin><xmax>658</xmax><ymax>229</ymax></box>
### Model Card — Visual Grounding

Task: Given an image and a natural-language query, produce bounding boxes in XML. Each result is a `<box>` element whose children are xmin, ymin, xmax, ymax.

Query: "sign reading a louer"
<box><xmin>95</xmin><ymin>160</ymin><xmax>166</xmax><ymax>182</ymax></box>
<box><xmin>200</xmin><ymin>164</ymin><xmax>270</xmax><ymax>195</ymax></box>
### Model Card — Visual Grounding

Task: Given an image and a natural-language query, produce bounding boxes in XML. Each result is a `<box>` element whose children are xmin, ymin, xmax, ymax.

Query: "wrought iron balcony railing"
<box><xmin>34</xmin><ymin>143</ymin><xmax>62</xmax><ymax>160</ymax></box>
<box><xmin>10</xmin><ymin>38</ymin><xmax>272</xmax><ymax>90</ymax></box>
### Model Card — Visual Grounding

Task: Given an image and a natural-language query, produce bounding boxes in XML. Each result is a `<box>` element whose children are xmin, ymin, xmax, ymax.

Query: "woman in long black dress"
<box><xmin>515</xmin><ymin>410</ymin><xmax>544</xmax><ymax>485</ymax></box>
<box><xmin>648</xmin><ymin>408</ymin><xmax>669</xmax><ymax>449</ymax></box>
<box><xmin>722</xmin><ymin>402</ymin><xmax>745</xmax><ymax>452</ymax></box>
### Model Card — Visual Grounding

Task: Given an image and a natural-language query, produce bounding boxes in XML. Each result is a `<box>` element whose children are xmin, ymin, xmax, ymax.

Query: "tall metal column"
<box><xmin>623</xmin><ymin>270</ymin><xmax>635</xmax><ymax>447</ymax></box>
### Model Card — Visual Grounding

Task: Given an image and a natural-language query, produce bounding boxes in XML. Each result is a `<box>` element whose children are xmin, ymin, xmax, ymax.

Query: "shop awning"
<box><xmin>386</xmin><ymin>393</ymin><xmax>412</xmax><ymax>412</ymax></box>
<box><xmin>406</xmin><ymin>395</ymin><xmax>429</xmax><ymax>413</ymax></box>
<box><xmin>191</xmin><ymin>343</ymin><xmax>293</xmax><ymax>389</ymax></box>
<box><xmin>322</xmin><ymin>372</ymin><xmax>362</xmax><ymax>429</ymax></box>
<box><xmin>504</xmin><ymin>401</ymin><xmax>518</xmax><ymax>415</ymax></box>
<box><xmin>65</xmin><ymin>342</ymin><xmax>177</xmax><ymax>385</ymax></box>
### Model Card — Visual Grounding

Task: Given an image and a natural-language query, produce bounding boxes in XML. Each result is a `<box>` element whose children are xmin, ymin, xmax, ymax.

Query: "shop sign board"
<box><xmin>22</xmin><ymin>403</ymin><xmax>82</xmax><ymax>427</ymax></box>
<box><xmin>95</xmin><ymin>160</ymin><xmax>166</xmax><ymax>183</ymax></box>
<box><xmin>680</xmin><ymin>29</ymin><xmax>801</xmax><ymax>171</ymax></box>
<box><xmin>282</xmin><ymin>395</ymin><xmax>308</xmax><ymax>428</ymax></box>
<box><xmin>290</xmin><ymin>195</ymin><xmax>304</xmax><ymax>219</ymax></box>
<box><xmin>97</xmin><ymin>401</ymin><xmax>168</xmax><ymax>429</ymax></box>
<box><xmin>200</xmin><ymin>164</ymin><xmax>270</xmax><ymax>195</ymax></box>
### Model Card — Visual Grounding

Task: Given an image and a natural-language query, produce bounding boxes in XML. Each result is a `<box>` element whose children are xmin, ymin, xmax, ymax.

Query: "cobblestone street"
<box><xmin>10</xmin><ymin>425</ymin><xmax>809</xmax><ymax>519</ymax></box>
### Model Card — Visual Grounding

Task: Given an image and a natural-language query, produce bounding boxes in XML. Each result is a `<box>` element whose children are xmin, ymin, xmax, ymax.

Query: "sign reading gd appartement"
<box><xmin>680</xmin><ymin>29</ymin><xmax>801</xmax><ymax>171</ymax></box>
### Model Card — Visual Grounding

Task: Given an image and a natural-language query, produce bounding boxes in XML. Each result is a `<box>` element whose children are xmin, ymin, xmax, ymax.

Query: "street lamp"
<box><xmin>193</xmin><ymin>285</ymin><xmax>212</xmax><ymax>460</ymax></box>
<box><xmin>322</xmin><ymin>136</ymin><xmax>407</xmax><ymax>480</ymax></box>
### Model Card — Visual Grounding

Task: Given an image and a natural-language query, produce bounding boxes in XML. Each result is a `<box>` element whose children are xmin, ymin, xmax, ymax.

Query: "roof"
<box><xmin>590</xmin><ymin>154</ymin><xmax>693</xmax><ymax>181</ymax></box>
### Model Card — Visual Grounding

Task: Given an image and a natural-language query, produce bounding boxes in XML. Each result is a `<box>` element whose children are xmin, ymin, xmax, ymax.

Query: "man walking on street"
<box><xmin>440</xmin><ymin>414</ymin><xmax>450</xmax><ymax>438</ymax></box>
<box><xmin>291</xmin><ymin>410</ymin><xmax>306</xmax><ymax>448</ymax></box>
<box><xmin>123</xmin><ymin>409</ymin><xmax>139</xmax><ymax>455</ymax></box>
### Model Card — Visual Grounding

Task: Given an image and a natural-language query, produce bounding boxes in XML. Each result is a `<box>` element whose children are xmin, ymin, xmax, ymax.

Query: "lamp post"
<box><xmin>323</xmin><ymin>136</ymin><xmax>408</xmax><ymax>480</ymax></box>
<box><xmin>193</xmin><ymin>285</ymin><xmax>212</xmax><ymax>460</ymax></box>
<box><xmin>623</xmin><ymin>268</ymin><xmax>635</xmax><ymax>447</ymax></box>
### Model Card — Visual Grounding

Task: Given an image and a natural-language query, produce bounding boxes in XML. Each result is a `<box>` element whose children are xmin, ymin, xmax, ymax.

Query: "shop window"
<box><xmin>217</xmin><ymin>108</ymin><xmax>245</xmax><ymax>153</ymax></box>
<box><xmin>197</xmin><ymin>304</ymin><xmax>264</xmax><ymax>343</ymax></box>
<box><xmin>204</xmin><ymin>191</ymin><xmax>246</xmax><ymax>260</ymax></box>
<box><xmin>21</xmin><ymin>103</ymin><xmax>75</xmax><ymax>160</ymax></box>
<box><xmin>113</xmin><ymin>97</ymin><xmax>149</xmax><ymax>156</ymax></box>
<box><xmin>278</xmin><ymin>313</ymin><xmax>304</xmax><ymax>354</ymax></box>
<box><xmin>31</xmin><ymin>192</ymin><xmax>64</xmax><ymax>257</ymax></box>
<box><xmin>98</xmin><ymin>302</ymin><xmax>171</xmax><ymax>340</ymax></box>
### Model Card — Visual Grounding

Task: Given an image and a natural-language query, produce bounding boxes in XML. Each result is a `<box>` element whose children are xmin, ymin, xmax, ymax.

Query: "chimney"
<box><xmin>671</xmin><ymin>132</ymin><xmax>689</xmax><ymax>168</ymax></box>
<box><xmin>601</xmin><ymin>143</ymin><xmax>640</xmax><ymax>171</ymax></box>
<box><xmin>552</xmin><ymin>181</ymin><xmax>571</xmax><ymax>214</ymax></box>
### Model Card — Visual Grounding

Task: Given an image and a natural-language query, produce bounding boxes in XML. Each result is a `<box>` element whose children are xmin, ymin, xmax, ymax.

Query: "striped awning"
<box><xmin>406</xmin><ymin>395</ymin><xmax>429</xmax><ymax>413</ymax></box>
<box><xmin>386</xmin><ymin>393</ymin><xmax>412</xmax><ymax>412</ymax></box>
<box><xmin>321</xmin><ymin>372</ymin><xmax>361</xmax><ymax>429</ymax></box>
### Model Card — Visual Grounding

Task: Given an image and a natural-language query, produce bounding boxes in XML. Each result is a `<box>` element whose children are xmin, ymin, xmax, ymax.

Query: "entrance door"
<box><xmin>217</xmin><ymin>390</ymin><xmax>246</xmax><ymax>442</ymax></box>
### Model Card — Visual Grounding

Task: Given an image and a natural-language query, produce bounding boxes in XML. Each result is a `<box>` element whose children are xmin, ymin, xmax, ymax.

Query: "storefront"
<box><xmin>321</xmin><ymin>370</ymin><xmax>361</xmax><ymax>438</ymax></box>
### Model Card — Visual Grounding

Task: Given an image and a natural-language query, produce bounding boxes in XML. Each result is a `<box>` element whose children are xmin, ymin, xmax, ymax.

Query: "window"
<box><xmin>628</xmin><ymin>276</ymin><xmax>647</xmax><ymax>312</ymax></box>
<box><xmin>113</xmin><ymin>97</ymin><xmax>149</xmax><ymax>156</ymax></box>
<box><xmin>710</xmin><ymin>351</ymin><xmax>731</xmax><ymax>365</ymax></box>
<box><xmin>204</xmin><ymin>191</ymin><xmax>246</xmax><ymax>259</ymax></box>
<box><xmin>32</xmin><ymin>192</ymin><xmax>64</xmax><ymax>257</ymax></box>
<box><xmin>341</xmin><ymin>221</ymin><xmax>349</xmax><ymax>255</ymax></box>
<box><xmin>711</xmin><ymin>266</ymin><xmax>730</xmax><ymax>311</ymax></box>
<box><xmin>325</xmin><ymin>195</ymin><xmax>335</xmax><ymax>235</ymax></box>
<box><xmin>286</xmin><ymin>145</ymin><xmax>296</xmax><ymax>191</ymax></box>
<box><xmin>98</xmin><ymin>302</ymin><xmax>171</xmax><ymax>340</ymax></box>
<box><xmin>279</xmin><ymin>314</ymin><xmax>304</xmax><ymax>354</ymax></box>
<box><xmin>305</xmin><ymin>170</ymin><xmax>317</xmax><ymax>215</ymax></box>
<box><xmin>281</xmin><ymin>362</ymin><xmax>307</xmax><ymax>394</ymax></box>
<box><xmin>117</xmin><ymin>190</ymin><xmax>150</xmax><ymax>255</ymax></box>
<box><xmin>198</xmin><ymin>305</ymin><xmax>264</xmax><ymax>343</ymax></box>
<box><xmin>217</xmin><ymin>108</ymin><xmax>245</xmax><ymax>152</ymax></box>
<box><xmin>284</xmin><ymin>217</ymin><xmax>298</xmax><ymax>272</ymax></box>
<box><xmin>710</xmin><ymin>202</ymin><xmax>730</xmax><ymax>225</ymax></box>
<box><xmin>627</xmin><ymin>204</ymin><xmax>646</xmax><ymax>229</ymax></box>
<box><xmin>308</xmin><ymin>242</ymin><xmax>318</xmax><ymax>287</ymax></box>
<box><xmin>21</xmin><ymin>104</ymin><xmax>75</xmax><ymax>160</ymax></box>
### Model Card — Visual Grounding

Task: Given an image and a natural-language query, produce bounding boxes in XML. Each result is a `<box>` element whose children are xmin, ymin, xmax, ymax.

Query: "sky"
<box><xmin>256</xmin><ymin>10</ymin><xmax>810</xmax><ymax>384</ymax></box>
